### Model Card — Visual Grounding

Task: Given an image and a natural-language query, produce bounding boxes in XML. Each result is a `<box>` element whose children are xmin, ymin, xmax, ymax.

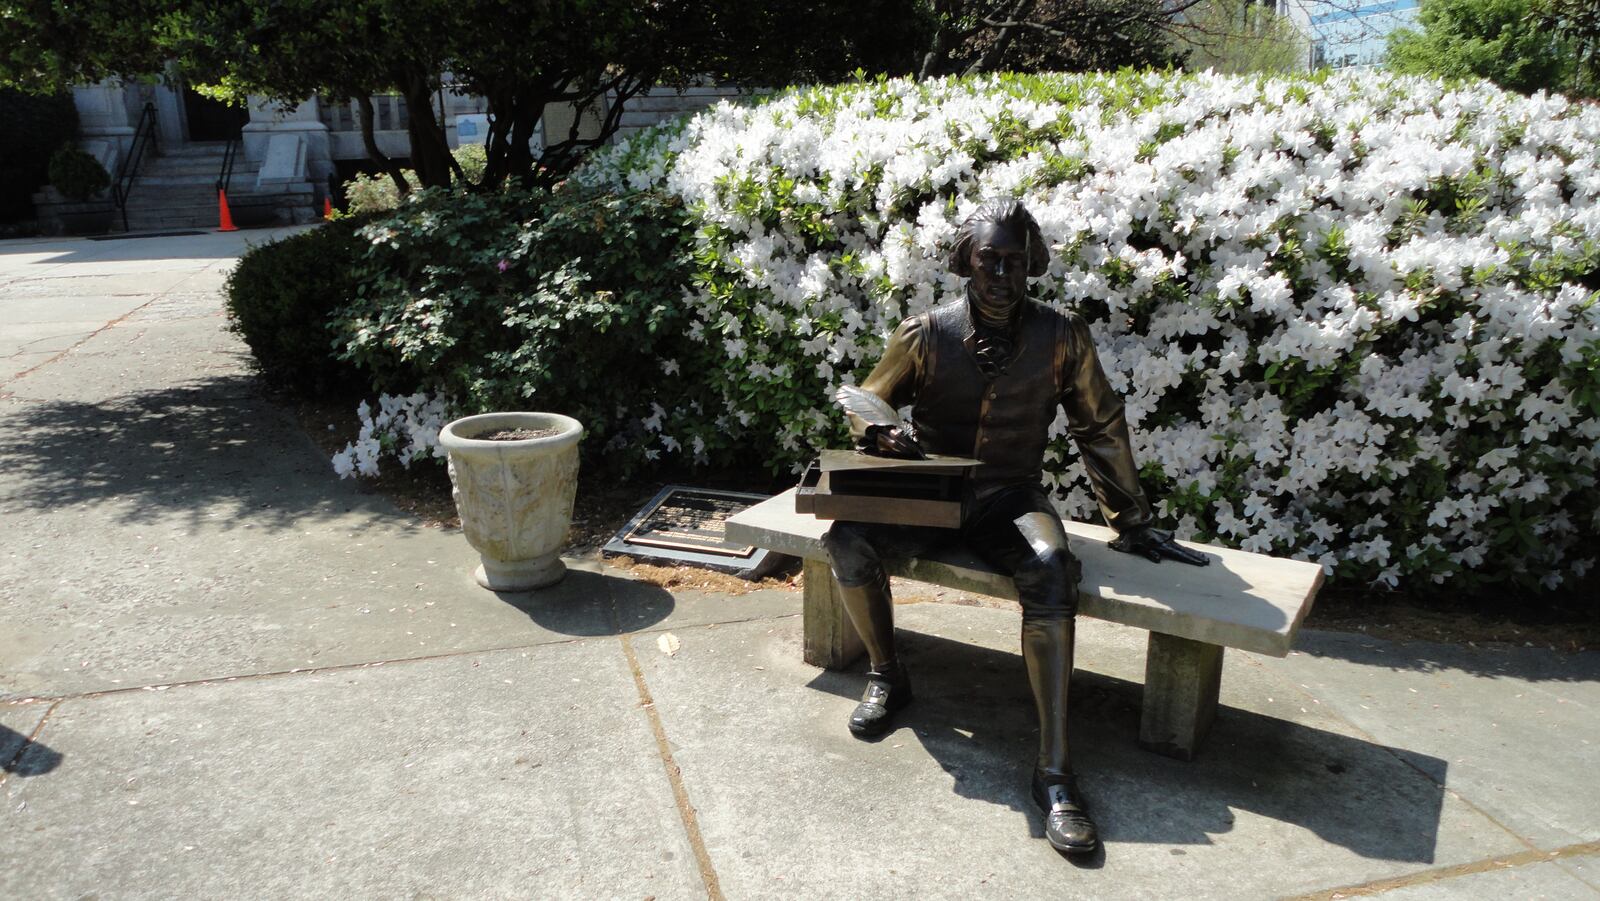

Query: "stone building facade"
<box><xmin>46</xmin><ymin>75</ymin><xmax>745</xmax><ymax>232</ymax></box>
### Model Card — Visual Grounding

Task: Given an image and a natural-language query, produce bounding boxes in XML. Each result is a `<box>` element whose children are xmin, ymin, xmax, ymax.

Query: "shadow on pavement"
<box><xmin>0</xmin><ymin>375</ymin><xmax>393</xmax><ymax>532</ymax></box>
<box><xmin>2</xmin><ymin>724</ymin><xmax>62</xmax><ymax>777</ymax></box>
<box><xmin>1296</xmin><ymin>629</ymin><xmax>1600</xmax><ymax>684</ymax></box>
<box><xmin>809</xmin><ymin>631</ymin><xmax>1448</xmax><ymax>864</ymax></box>
<box><xmin>489</xmin><ymin>569</ymin><xmax>675</xmax><ymax>637</ymax></box>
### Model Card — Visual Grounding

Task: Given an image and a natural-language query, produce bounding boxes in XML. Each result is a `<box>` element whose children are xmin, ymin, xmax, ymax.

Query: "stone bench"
<box><xmin>725</xmin><ymin>488</ymin><xmax>1324</xmax><ymax>760</ymax></box>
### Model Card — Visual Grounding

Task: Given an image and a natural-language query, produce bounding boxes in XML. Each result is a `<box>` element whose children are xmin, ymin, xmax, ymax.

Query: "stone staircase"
<box><xmin>116</xmin><ymin>142</ymin><xmax>315</xmax><ymax>231</ymax></box>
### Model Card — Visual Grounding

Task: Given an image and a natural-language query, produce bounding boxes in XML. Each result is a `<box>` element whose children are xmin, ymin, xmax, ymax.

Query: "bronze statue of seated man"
<box><xmin>822</xmin><ymin>198</ymin><xmax>1206</xmax><ymax>855</ymax></box>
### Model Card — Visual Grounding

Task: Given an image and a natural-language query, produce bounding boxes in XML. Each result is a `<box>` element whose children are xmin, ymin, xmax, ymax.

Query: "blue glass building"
<box><xmin>1303</xmin><ymin>0</ymin><xmax>1422</xmax><ymax>68</ymax></box>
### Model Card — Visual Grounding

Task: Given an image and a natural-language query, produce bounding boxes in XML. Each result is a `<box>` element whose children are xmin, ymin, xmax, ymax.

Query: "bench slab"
<box><xmin>727</xmin><ymin>489</ymin><xmax>1323</xmax><ymax>658</ymax></box>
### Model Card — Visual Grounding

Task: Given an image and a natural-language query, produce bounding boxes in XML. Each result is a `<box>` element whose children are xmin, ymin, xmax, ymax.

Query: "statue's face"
<box><xmin>966</xmin><ymin>220</ymin><xmax>1030</xmax><ymax>319</ymax></box>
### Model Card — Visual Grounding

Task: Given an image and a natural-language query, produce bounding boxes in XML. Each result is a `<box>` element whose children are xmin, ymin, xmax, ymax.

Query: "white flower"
<box><xmin>331</xmin><ymin>394</ymin><xmax>456</xmax><ymax>480</ymax></box>
<box><xmin>559</xmin><ymin>70</ymin><xmax>1600</xmax><ymax>590</ymax></box>
<box><xmin>331</xmin><ymin>450</ymin><xmax>356</xmax><ymax>479</ymax></box>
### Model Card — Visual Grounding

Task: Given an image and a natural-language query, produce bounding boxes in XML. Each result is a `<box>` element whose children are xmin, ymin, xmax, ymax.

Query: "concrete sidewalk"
<box><xmin>2</xmin><ymin>230</ymin><xmax>1597</xmax><ymax>899</ymax></box>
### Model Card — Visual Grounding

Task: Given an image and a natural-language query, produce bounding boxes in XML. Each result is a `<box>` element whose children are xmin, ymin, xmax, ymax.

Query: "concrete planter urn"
<box><xmin>439</xmin><ymin>412</ymin><xmax>583</xmax><ymax>591</ymax></box>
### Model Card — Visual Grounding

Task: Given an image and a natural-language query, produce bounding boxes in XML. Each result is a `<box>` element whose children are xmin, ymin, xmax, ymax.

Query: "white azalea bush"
<box><xmin>562</xmin><ymin>69</ymin><xmax>1600</xmax><ymax>592</ymax></box>
<box><xmin>331</xmin><ymin>393</ymin><xmax>453</xmax><ymax>478</ymax></box>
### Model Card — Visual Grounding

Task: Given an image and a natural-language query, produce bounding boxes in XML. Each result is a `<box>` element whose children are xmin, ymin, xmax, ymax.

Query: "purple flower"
<box><xmin>497</xmin><ymin>259</ymin><xmax>510</xmax><ymax>273</ymax></box>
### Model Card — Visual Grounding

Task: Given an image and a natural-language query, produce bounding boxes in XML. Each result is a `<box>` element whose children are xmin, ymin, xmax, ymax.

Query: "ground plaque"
<box><xmin>602</xmin><ymin>486</ymin><xmax>783</xmax><ymax>577</ymax></box>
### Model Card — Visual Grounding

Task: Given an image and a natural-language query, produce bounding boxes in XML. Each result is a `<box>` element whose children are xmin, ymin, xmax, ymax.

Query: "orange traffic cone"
<box><xmin>323</xmin><ymin>196</ymin><xmax>334</xmax><ymax>220</ymax></box>
<box><xmin>217</xmin><ymin>189</ymin><xmax>238</xmax><ymax>232</ymax></box>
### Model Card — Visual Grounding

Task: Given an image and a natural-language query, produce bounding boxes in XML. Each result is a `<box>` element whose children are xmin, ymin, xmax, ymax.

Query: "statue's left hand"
<box><xmin>1108</xmin><ymin>526</ymin><xmax>1211</xmax><ymax>567</ymax></box>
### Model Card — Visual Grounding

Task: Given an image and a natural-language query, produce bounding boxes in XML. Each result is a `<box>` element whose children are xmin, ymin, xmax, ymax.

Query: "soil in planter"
<box><xmin>479</xmin><ymin>427</ymin><xmax>561</xmax><ymax>441</ymax></box>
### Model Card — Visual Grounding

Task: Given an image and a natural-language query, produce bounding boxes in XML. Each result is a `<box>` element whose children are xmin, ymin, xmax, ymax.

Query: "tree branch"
<box><xmin>536</xmin><ymin>73</ymin><xmax>650</xmax><ymax>180</ymax></box>
<box><xmin>965</xmin><ymin>0</ymin><xmax>1038</xmax><ymax>75</ymax></box>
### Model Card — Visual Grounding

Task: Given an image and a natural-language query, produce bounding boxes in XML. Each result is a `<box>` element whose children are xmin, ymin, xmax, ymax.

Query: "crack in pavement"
<box><xmin>0</xmin><ymin>262</ymin><xmax>230</xmax><ymax>394</ymax></box>
<box><xmin>4</xmin><ymin>571</ymin><xmax>762</xmax><ymax>900</ymax></box>
<box><xmin>0</xmin><ymin>699</ymin><xmax>62</xmax><ymax>792</ymax></box>
<box><xmin>0</xmin><ymin>333</ymin><xmax>108</xmax><ymax>357</ymax></box>
<box><xmin>0</xmin><ymin>610</ymin><xmax>799</xmax><ymax>706</ymax></box>
<box><xmin>1284</xmin><ymin>840</ymin><xmax>1600</xmax><ymax>899</ymax></box>
<box><xmin>617</xmin><ymin>630</ymin><xmax>725</xmax><ymax>901</ymax></box>
<box><xmin>0</xmin><ymin>637</ymin><xmax>597</xmax><ymax>706</ymax></box>
<box><xmin>0</xmin><ymin>303</ymin><xmax>156</xmax><ymax>393</ymax></box>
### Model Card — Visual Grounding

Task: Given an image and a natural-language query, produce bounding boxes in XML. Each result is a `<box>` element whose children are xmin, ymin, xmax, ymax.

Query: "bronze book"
<box><xmin>795</xmin><ymin>450</ymin><xmax>982</xmax><ymax>528</ymax></box>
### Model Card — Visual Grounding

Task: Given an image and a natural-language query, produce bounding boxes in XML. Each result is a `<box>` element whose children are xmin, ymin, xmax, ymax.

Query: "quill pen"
<box><xmin>834</xmin><ymin>386</ymin><xmax>926</xmax><ymax>458</ymax></box>
<box><xmin>834</xmin><ymin>385</ymin><xmax>901</xmax><ymax>427</ymax></box>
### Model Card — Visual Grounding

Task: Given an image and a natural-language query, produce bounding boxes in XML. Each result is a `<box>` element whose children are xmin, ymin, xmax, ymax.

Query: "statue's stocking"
<box><xmin>1020</xmin><ymin>616</ymin><xmax>1075</xmax><ymax>778</ymax></box>
<box><xmin>836</xmin><ymin>569</ymin><xmax>898</xmax><ymax>671</ymax></box>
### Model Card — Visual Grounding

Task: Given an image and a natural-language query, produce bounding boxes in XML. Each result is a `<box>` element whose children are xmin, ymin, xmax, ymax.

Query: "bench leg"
<box><xmin>1139</xmin><ymin>632</ymin><xmax>1224</xmax><ymax>761</ymax></box>
<box><xmin>801</xmin><ymin>558</ymin><xmax>865</xmax><ymax>670</ymax></box>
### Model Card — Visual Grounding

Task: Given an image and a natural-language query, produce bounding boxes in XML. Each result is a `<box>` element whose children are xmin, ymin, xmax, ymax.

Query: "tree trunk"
<box><xmin>356</xmin><ymin>95</ymin><xmax>411</xmax><ymax>196</ymax></box>
<box><xmin>402</xmin><ymin>74</ymin><xmax>454</xmax><ymax>190</ymax></box>
<box><xmin>506</xmin><ymin>93</ymin><xmax>540</xmax><ymax>185</ymax></box>
<box><xmin>481</xmin><ymin>89</ymin><xmax>515</xmax><ymax>190</ymax></box>
<box><xmin>919</xmin><ymin>16</ymin><xmax>954</xmax><ymax>77</ymax></box>
<box><xmin>478</xmin><ymin>90</ymin><xmax>543</xmax><ymax>191</ymax></box>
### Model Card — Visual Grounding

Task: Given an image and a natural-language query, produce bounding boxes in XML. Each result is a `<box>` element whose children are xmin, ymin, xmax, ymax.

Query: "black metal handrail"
<box><xmin>112</xmin><ymin>102</ymin><xmax>158</xmax><ymax>232</ymax></box>
<box><xmin>216</xmin><ymin>133</ymin><xmax>239</xmax><ymax>195</ymax></box>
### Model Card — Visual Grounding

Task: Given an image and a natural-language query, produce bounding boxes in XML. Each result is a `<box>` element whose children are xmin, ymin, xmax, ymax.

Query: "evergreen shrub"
<box><xmin>47</xmin><ymin>146</ymin><xmax>109</xmax><ymax>201</ymax></box>
<box><xmin>224</xmin><ymin>220</ymin><xmax>368</xmax><ymax>394</ymax></box>
<box><xmin>331</xmin><ymin>186</ymin><xmax>704</xmax><ymax>466</ymax></box>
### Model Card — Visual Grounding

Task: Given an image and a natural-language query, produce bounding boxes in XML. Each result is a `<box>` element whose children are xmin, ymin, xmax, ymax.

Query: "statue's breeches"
<box><xmin>822</xmin><ymin>485</ymin><xmax>1081</xmax><ymax>620</ymax></box>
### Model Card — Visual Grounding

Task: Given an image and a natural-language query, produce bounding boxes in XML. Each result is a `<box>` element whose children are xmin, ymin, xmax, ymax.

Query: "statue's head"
<box><xmin>947</xmin><ymin>199</ymin><xmax>1049</xmax><ymax>324</ymax></box>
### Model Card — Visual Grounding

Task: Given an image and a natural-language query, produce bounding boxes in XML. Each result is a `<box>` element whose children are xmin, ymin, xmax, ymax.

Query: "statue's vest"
<box><xmin>912</xmin><ymin>299</ymin><xmax>1064</xmax><ymax>493</ymax></box>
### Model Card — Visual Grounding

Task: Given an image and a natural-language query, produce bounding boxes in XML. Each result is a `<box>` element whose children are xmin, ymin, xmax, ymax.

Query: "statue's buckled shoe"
<box><xmin>848</xmin><ymin>667</ymin><xmax>913</xmax><ymax>737</ymax></box>
<box><xmin>1031</xmin><ymin>772</ymin><xmax>1099</xmax><ymax>854</ymax></box>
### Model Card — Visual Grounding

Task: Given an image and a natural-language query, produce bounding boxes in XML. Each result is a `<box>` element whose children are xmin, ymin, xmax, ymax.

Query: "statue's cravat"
<box><xmin>972</xmin><ymin>319</ymin><xmax>1015</xmax><ymax>378</ymax></box>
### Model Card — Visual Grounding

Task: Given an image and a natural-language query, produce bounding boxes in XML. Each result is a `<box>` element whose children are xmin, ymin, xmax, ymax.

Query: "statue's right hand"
<box><xmin>859</xmin><ymin>425</ymin><xmax>924</xmax><ymax>459</ymax></box>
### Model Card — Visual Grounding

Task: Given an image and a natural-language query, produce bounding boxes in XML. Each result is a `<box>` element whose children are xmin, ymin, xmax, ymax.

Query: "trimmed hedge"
<box><xmin>224</xmin><ymin>221</ymin><xmax>368</xmax><ymax>394</ymax></box>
